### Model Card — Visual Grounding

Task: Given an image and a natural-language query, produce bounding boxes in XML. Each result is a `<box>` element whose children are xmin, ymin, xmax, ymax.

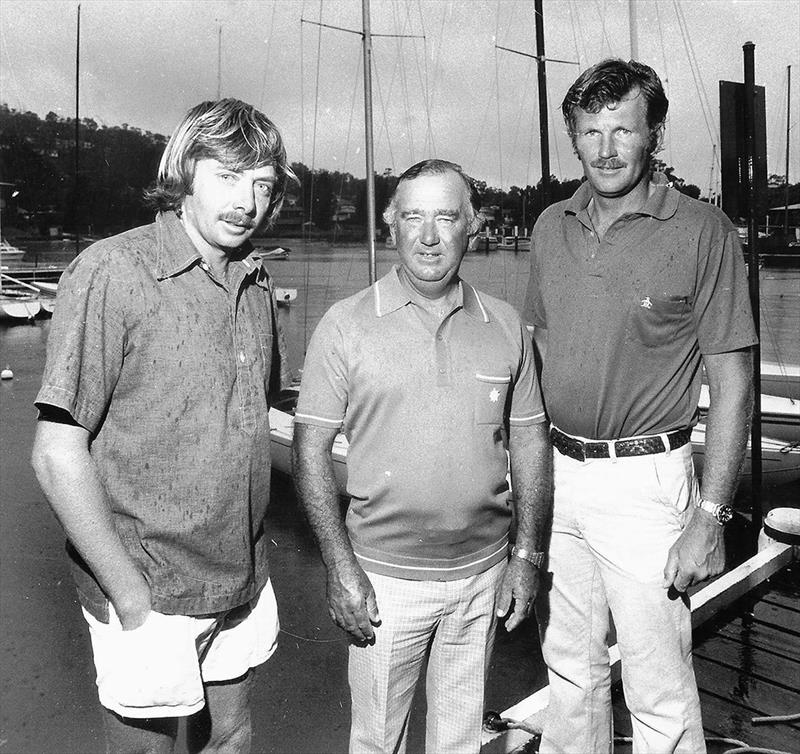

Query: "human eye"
<box><xmin>254</xmin><ymin>181</ymin><xmax>273</xmax><ymax>196</ymax></box>
<box><xmin>218</xmin><ymin>171</ymin><xmax>238</xmax><ymax>184</ymax></box>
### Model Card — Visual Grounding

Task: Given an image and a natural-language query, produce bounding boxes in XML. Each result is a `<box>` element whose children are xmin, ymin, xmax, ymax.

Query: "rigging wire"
<box><xmin>0</xmin><ymin>24</ymin><xmax>25</xmax><ymax>111</ymax></box>
<box><xmin>493</xmin><ymin>4</ymin><xmax>504</xmax><ymax>188</ymax></box>
<box><xmin>671</xmin><ymin>0</ymin><xmax>720</xmax><ymax>172</ymax></box>
<box><xmin>592</xmin><ymin>0</ymin><xmax>616</xmax><ymax>58</ymax></box>
<box><xmin>415</xmin><ymin>0</ymin><xmax>436</xmax><ymax>156</ymax></box>
<box><xmin>308</xmin><ymin>0</ymin><xmax>324</xmax><ymax>232</ymax></box>
<box><xmin>654</xmin><ymin>0</ymin><xmax>674</xmax><ymax>169</ymax></box>
<box><xmin>566</xmin><ymin>0</ymin><xmax>585</xmax><ymax>70</ymax></box>
<box><xmin>258</xmin><ymin>1</ymin><xmax>277</xmax><ymax>111</ymax></box>
<box><xmin>371</xmin><ymin>46</ymin><xmax>398</xmax><ymax>172</ymax></box>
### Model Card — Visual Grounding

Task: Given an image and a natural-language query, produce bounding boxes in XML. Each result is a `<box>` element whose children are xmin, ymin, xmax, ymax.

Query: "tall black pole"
<box><xmin>73</xmin><ymin>3</ymin><xmax>81</xmax><ymax>258</ymax></box>
<box><xmin>743</xmin><ymin>41</ymin><xmax>762</xmax><ymax>532</ymax></box>
<box><xmin>534</xmin><ymin>0</ymin><xmax>551</xmax><ymax>212</ymax></box>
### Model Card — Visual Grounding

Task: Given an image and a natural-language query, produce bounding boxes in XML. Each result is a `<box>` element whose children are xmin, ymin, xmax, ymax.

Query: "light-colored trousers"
<box><xmin>538</xmin><ymin>442</ymin><xmax>706</xmax><ymax>754</ymax></box>
<box><xmin>349</xmin><ymin>560</ymin><xmax>505</xmax><ymax>754</ymax></box>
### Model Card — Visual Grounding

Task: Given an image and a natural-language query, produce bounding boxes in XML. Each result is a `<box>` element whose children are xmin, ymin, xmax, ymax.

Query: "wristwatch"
<box><xmin>511</xmin><ymin>545</ymin><xmax>545</xmax><ymax>569</ymax></box>
<box><xmin>696</xmin><ymin>498</ymin><xmax>734</xmax><ymax>526</ymax></box>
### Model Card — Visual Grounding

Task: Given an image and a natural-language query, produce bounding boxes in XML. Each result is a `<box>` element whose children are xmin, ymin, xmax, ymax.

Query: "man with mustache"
<box><xmin>524</xmin><ymin>59</ymin><xmax>756</xmax><ymax>753</ymax></box>
<box><xmin>32</xmin><ymin>99</ymin><xmax>293</xmax><ymax>753</ymax></box>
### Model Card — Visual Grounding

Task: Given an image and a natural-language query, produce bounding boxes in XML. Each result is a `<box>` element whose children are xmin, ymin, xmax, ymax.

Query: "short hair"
<box><xmin>383</xmin><ymin>159</ymin><xmax>482</xmax><ymax>234</ymax></box>
<box><xmin>146</xmin><ymin>98</ymin><xmax>296</xmax><ymax>228</ymax></box>
<box><xmin>561</xmin><ymin>58</ymin><xmax>669</xmax><ymax>156</ymax></box>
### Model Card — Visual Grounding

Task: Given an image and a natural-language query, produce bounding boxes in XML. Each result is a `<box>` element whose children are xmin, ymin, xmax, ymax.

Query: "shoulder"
<box><xmin>468</xmin><ymin>285</ymin><xmax>525</xmax><ymax>334</ymax></box>
<box><xmin>66</xmin><ymin>222</ymin><xmax>159</xmax><ymax>279</ymax></box>
<box><xmin>533</xmin><ymin>199</ymin><xmax>570</xmax><ymax>233</ymax></box>
<box><xmin>672</xmin><ymin>191</ymin><xmax>736</xmax><ymax>234</ymax></box>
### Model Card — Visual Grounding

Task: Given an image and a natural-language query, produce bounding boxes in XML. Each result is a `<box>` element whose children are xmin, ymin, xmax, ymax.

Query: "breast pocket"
<box><xmin>627</xmin><ymin>294</ymin><xmax>692</xmax><ymax>348</ymax></box>
<box><xmin>474</xmin><ymin>373</ymin><xmax>511</xmax><ymax>425</ymax></box>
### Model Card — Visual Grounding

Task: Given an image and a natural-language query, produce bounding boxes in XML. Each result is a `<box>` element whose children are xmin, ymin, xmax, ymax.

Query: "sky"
<box><xmin>1</xmin><ymin>0</ymin><xmax>798</xmax><ymax>195</ymax></box>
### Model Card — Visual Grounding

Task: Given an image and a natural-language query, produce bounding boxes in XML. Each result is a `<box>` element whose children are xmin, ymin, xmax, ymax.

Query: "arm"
<box><xmin>292</xmin><ymin>423</ymin><xmax>380</xmax><ymax>641</ymax></box>
<box><xmin>662</xmin><ymin>348</ymin><xmax>753</xmax><ymax>592</ymax></box>
<box><xmin>496</xmin><ymin>421</ymin><xmax>553</xmax><ymax>631</ymax></box>
<box><xmin>31</xmin><ymin>419</ymin><xmax>151</xmax><ymax>628</ymax></box>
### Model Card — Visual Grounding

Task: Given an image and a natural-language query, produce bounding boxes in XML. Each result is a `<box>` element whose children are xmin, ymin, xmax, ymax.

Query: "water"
<box><xmin>1</xmin><ymin>242</ymin><xmax>797</xmax><ymax>753</ymax></box>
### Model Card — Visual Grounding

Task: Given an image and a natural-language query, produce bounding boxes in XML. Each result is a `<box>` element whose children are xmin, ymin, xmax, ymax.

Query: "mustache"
<box><xmin>220</xmin><ymin>212</ymin><xmax>255</xmax><ymax>228</ymax></box>
<box><xmin>591</xmin><ymin>159</ymin><xmax>626</xmax><ymax>169</ymax></box>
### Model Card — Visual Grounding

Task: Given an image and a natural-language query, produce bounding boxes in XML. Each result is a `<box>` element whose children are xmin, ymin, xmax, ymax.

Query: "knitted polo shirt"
<box><xmin>523</xmin><ymin>174</ymin><xmax>757</xmax><ymax>440</ymax></box>
<box><xmin>295</xmin><ymin>266</ymin><xmax>546</xmax><ymax>581</ymax></box>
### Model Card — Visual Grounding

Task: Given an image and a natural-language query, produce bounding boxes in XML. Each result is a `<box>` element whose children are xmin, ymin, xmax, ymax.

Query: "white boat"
<box><xmin>269</xmin><ymin>390</ymin><xmax>800</xmax><ymax>492</ymax></box>
<box><xmin>0</xmin><ymin>295</ymin><xmax>41</xmax><ymax>320</ymax></box>
<box><xmin>269</xmin><ymin>389</ymin><xmax>349</xmax><ymax>492</ymax></box>
<box><xmin>274</xmin><ymin>287</ymin><xmax>298</xmax><ymax>305</ymax></box>
<box><xmin>0</xmin><ymin>240</ymin><xmax>26</xmax><ymax>268</ymax></box>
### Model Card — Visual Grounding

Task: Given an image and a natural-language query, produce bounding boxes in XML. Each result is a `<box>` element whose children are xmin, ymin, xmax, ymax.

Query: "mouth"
<box><xmin>220</xmin><ymin>215</ymin><xmax>255</xmax><ymax>230</ymax></box>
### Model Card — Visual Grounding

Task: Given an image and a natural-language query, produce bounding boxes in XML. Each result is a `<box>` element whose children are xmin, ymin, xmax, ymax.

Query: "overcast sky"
<box><xmin>1</xmin><ymin>0</ymin><xmax>798</xmax><ymax>194</ymax></box>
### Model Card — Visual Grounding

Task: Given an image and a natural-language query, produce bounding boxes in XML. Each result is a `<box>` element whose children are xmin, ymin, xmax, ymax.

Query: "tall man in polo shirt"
<box><xmin>292</xmin><ymin>159</ymin><xmax>552</xmax><ymax>754</ymax></box>
<box><xmin>31</xmin><ymin>99</ymin><xmax>293</xmax><ymax>753</ymax></box>
<box><xmin>524</xmin><ymin>59</ymin><xmax>757</xmax><ymax>753</ymax></box>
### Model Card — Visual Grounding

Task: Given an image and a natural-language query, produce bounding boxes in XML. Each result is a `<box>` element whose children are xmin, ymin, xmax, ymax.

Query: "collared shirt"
<box><xmin>523</xmin><ymin>174</ymin><xmax>758</xmax><ymax>440</ymax></box>
<box><xmin>295</xmin><ymin>266</ymin><xmax>546</xmax><ymax>581</ymax></box>
<box><xmin>36</xmin><ymin>211</ymin><xmax>289</xmax><ymax>620</ymax></box>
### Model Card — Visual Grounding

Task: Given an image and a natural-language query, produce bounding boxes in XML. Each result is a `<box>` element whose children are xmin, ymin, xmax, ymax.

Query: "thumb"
<box><xmin>495</xmin><ymin>582</ymin><xmax>512</xmax><ymax>618</ymax></box>
<box><xmin>662</xmin><ymin>553</ymin><xmax>678</xmax><ymax>589</ymax></box>
<box><xmin>365</xmin><ymin>590</ymin><xmax>381</xmax><ymax>624</ymax></box>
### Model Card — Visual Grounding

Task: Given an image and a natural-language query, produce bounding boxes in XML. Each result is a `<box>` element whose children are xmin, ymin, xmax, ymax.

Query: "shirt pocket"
<box><xmin>627</xmin><ymin>294</ymin><xmax>692</xmax><ymax>348</ymax></box>
<box><xmin>474</xmin><ymin>372</ymin><xmax>511</xmax><ymax>425</ymax></box>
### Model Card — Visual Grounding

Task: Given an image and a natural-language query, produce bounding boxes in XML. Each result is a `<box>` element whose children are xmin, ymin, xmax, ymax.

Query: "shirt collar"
<box><xmin>373</xmin><ymin>265</ymin><xmax>490</xmax><ymax>322</ymax></box>
<box><xmin>564</xmin><ymin>171</ymin><xmax>679</xmax><ymax>222</ymax></box>
<box><xmin>154</xmin><ymin>210</ymin><xmax>268</xmax><ymax>286</ymax></box>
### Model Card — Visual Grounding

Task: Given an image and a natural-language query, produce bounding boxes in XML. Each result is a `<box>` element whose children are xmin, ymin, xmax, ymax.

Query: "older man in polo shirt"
<box><xmin>292</xmin><ymin>159</ymin><xmax>552</xmax><ymax>754</ymax></box>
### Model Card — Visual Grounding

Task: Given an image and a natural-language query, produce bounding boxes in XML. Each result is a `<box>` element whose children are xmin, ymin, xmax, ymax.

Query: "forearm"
<box><xmin>31</xmin><ymin>422</ymin><xmax>149</xmax><ymax>617</ymax></box>
<box><xmin>292</xmin><ymin>423</ymin><xmax>356</xmax><ymax>569</ymax></box>
<box><xmin>508</xmin><ymin>422</ymin><xmax>553</xmax><ymax>551</ymax></box>
<box><xmin>700</xmin><ymin>350</ymin><xmax>754</xmax><ymax>505</ymax></box>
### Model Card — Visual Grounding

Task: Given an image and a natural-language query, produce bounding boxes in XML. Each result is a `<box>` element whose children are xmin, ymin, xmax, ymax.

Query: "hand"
<box><xmin>496</xmin><ymin>557</ymin><xmax>540</xmax><ymax>632</ymax></box>
<box><xmin>662</xmin><ymin>508</ymin><xmax>726</xmax><ymax>593</ymax></box>
<box><xmin>112</xmin><ymin>574</ymin><xmax>153</xmax><ymax>630</ymax></box>
<box><xmin>326</xmin><ymin>559</ymin><xmax>381</xmax><ymax>642</ymax></box>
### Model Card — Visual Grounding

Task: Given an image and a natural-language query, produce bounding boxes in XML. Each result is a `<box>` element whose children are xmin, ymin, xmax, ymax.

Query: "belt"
<box><xmin>550</xmin><ymin>426</ymin><xmax>692</xmax><ymax>462</ymax></box>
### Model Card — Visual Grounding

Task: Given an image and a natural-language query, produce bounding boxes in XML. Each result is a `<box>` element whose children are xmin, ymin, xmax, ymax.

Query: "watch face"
<box><xmin>717</xmin><ymin>505</ymin><xmax>734</xmax><ymax>524</ymax></box>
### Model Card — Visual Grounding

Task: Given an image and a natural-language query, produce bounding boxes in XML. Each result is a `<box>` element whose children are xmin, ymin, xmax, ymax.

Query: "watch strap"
<box><xmin>511</xmin><ymin>545</ymin><xmax>545</xmax><ymax>568</ymax></box>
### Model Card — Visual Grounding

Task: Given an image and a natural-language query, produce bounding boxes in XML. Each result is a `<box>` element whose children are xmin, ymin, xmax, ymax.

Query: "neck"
<box><xmin>589</xmin><ymin>174</ymin><xmax>653</xmax><ymax>236</ymax></box>
<box><xmin>179</xmin><ymin>214</ymin><xmax>231</xmax><ymax>276</ymax></box>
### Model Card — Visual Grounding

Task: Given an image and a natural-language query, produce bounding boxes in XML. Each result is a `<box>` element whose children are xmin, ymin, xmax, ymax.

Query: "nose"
<box><xmin>233</xmin><ymin>181</ymin><xmax>256</xmax><ymax>215</ymax></box>
<box><xmin>598</xmin><ymin>132</ymin><xmax>617</xmax><ymax>159</ymax></box>
<box><xmin>420</xmin><ymin>217</ymin><xmax>439</xmax><ymax>247</ymax></box>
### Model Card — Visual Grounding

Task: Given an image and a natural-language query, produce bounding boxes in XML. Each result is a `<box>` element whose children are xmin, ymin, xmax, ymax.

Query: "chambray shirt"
<box><xmin>523</xmin><ymin>174</ymin><xmax>757</xmax><ymax>439</ymax></box>
<box><xmin>295</xmin><ymin>267</ymin><xmax>546</xmax><ymax>581</ymax></box>
<box><xmin>36</xmin><ymin>211</ymin><xmax>290</xmax><ymax>621</ymax></box>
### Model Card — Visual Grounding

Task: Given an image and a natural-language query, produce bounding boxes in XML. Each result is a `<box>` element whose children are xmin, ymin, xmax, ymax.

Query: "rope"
<box><xmin>307</xmin><ymin>0</ymin><xmax>324</xmax><ymax>232</ymax></box>
<box><xmin>654</xmin><ymin>0</ymin><xmax>674</xmax><ymax>169</ymax></box>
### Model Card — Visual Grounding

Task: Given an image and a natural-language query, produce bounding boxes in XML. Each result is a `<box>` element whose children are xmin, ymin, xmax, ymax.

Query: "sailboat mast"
<box><xmin>629</xmin><ymin>0</ymin><xmax>638</xmax><ymax>60</ymax></box>
<box><xmin>362</xmin><ymin>0</ymin><xmax>377</xmax><ymax>285</ymax></box>
<box><xmin>534</xmin><ymin>0</ymin><xmax>551</xmax><ymax>211</ymax></box>
<box><xmin>785</xmin><ymin>65</ymin><xmax>791</xmax><ymax>238</ymax></box>
<box><xmin>74</xmin><ymin>2</ymin><xmax>81</xmax><ymax>258</ymax></box>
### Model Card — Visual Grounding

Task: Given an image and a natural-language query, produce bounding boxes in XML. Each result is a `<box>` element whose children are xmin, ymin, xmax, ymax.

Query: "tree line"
<box><xmin>2</xmin><ymin>104</ymin><xmax>796</xmax><ymax>240</ymax></box>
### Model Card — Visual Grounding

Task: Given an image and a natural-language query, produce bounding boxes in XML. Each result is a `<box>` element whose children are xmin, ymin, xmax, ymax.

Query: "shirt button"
<box><xmin>200</xmin><ymin>261</ymin><xmax>209</xmax><ymax>271</ymax></box>
<box><xmin>438</xmin><ymin>367</ymin><xmax>446</xmax><ymax>373</ymax></box>
<box><xmin>239</xmin><ymin>351</ymin><xmax>246</xmax><ymax>363</ymax></box>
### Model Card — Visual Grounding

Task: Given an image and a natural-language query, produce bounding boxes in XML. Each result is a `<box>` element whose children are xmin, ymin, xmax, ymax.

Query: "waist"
<box><xmin>550</xmin><ymin>425</ymin><xmax>692</xmax><ymax>462</ymax></box>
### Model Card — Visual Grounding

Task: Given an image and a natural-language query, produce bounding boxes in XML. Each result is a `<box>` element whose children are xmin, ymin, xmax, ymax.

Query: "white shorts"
<box><xmin>82</xmin><ymin>580</ymin><xmax>279</xmax><ymax>719</ymax></box>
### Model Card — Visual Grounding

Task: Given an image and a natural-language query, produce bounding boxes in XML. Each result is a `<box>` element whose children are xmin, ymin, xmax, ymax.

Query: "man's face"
<box><xmin>390</xmin><ymin>171</ymin><xmax>473</xmax><ymax>299</ymax></box>
<box><xmin>181</xmin><ymin>158</ymin><xmax>276</xmax><ymax>254</ymax></box>
<box><xmin>573</xmin><ymin>90</ymin><xmax>652</xmax><ymax>200</ymax></box>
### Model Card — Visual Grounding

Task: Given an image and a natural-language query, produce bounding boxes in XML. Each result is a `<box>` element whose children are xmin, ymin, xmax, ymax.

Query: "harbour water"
<box><xmin>1</xmin><ymin>241</ymin><xmax>797</xmax><ymax>753</ymax></box>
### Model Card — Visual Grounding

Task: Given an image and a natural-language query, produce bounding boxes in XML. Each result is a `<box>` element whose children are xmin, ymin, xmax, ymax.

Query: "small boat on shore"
<box><xmin>255</xmin><ymin>245</ymin><xmax>291</xmax><ymax>260</ymax></box>
<box><xmin>497</xmin><ymin>235</ymin><xmax>531</xmax><ymax>250</ymax></box>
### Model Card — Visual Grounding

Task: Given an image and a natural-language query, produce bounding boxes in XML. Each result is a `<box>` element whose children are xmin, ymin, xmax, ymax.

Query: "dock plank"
<box><xmin>716</xmin><ymin>618</ymin><xmax>800</xmax><ymax>663</ymax></box>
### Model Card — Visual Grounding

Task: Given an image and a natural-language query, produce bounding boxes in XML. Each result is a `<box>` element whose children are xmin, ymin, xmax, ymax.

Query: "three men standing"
<box><xmin>525</xmin><ymin>59</ymin><xmax>756</xmax><ymax>753</ymax></box>
<box><xmin>293</xmin><ymin>159</ymin><xmax>552</xmax><ymax>754</ymax></box>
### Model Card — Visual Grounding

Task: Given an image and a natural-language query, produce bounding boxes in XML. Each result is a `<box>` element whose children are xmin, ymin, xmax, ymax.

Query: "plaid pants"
<box><xmin>349</xmin><ymin>560</ymin><xmax>505</xmax><ymax>754</ymax></box>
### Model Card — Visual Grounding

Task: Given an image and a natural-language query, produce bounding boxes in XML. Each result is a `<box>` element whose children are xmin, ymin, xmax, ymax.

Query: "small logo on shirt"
<box><xmin>489</xmin><ymin>388</ymin><xmax>501</xmax><ymax>403</ymax></box>
<box><xmin>640</xmin><ymin>296</ymin><xmax>653</xmax><ymax>309</ymax></box>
